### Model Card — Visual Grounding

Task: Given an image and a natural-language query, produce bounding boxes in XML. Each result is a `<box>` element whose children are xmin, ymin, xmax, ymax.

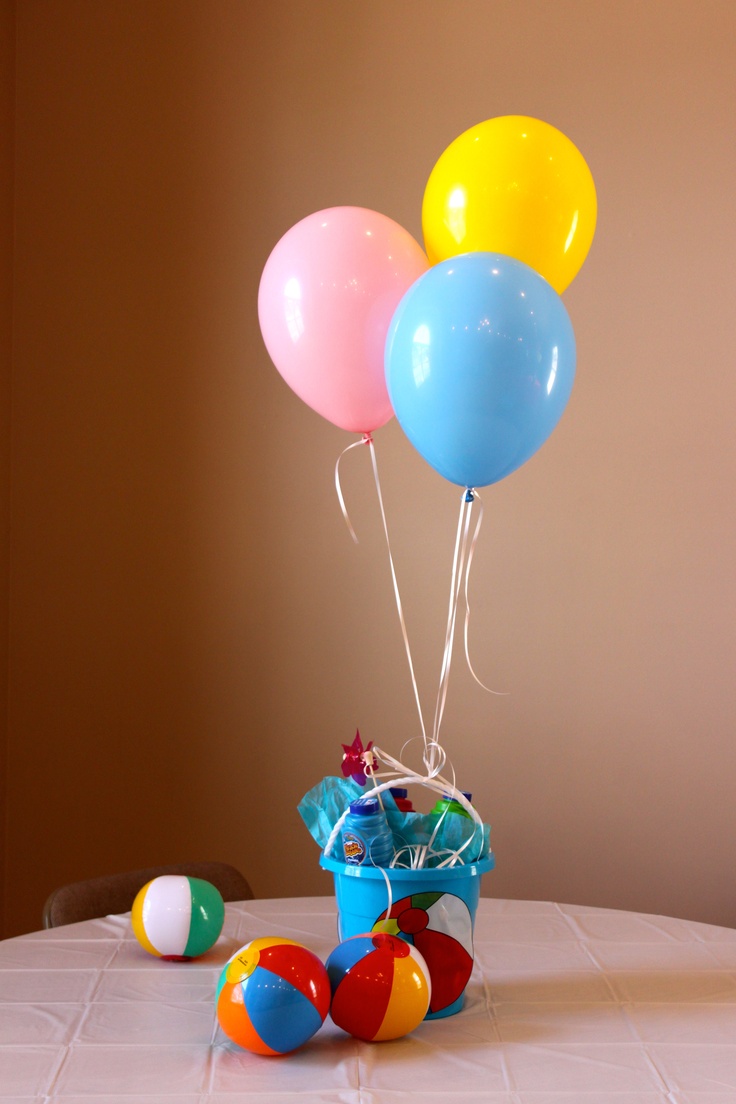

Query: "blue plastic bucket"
<box><xmin>320</xmin><ymin>853</ymin><xmax>494</xmax><ymax>1018</ymax></box>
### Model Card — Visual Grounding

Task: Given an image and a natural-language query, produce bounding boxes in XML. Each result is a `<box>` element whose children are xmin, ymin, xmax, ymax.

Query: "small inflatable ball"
<box><xmin>131</xmin><ymin>875</ymin><xmax>225</xmax><ymax>960</ymax></box>
<box><xmin>215</xmin><ymin>937</ymin><xmax>330</xmax><ymax>1055</ymax></box>
<box><xmin>326</xmin><ymin>932</ymin><xmax>431</xmax><ymax>1041</ymax></box>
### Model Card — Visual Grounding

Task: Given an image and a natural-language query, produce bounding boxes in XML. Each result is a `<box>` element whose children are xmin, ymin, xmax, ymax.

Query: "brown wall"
<box><xmin>0</xmin><ymin>0</ymin><xmax>14</xmax><ymax>938</ymax></box>
<box><xmin>2</xmin><ymin>0</ymin><xmax>735</xmax><ymax>937</ymax></box>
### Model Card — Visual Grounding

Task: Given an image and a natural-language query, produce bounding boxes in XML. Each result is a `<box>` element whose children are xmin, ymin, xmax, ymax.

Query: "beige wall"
<box><xmin>2</xmin><ymin>0</ymin><xmax>735</xmax><ymax>937</ymax></box>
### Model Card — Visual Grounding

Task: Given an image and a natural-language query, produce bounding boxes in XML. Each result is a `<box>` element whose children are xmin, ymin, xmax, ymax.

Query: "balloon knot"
<box><xmin>361</xmin><ymin>433</ymin><xmax>373</xmax><ymax>445</ymax></box>
<box><xmin>465</xmin><ymin>488</ymin><xmax>475</xmax><ymax>503</ymax></box>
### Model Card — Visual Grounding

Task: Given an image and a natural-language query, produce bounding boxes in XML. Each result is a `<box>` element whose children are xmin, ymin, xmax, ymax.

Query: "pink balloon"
<box><xmin>258</xmin><ymin>207</ymin><xmax>429</xmax><ymax>434</ymax></box>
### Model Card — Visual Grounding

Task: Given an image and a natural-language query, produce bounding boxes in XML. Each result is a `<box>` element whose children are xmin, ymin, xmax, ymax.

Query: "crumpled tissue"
<box><xmin>297</xmin><ymin>774</ymin><xmax>364</xmax><ymax>849</ymax></box>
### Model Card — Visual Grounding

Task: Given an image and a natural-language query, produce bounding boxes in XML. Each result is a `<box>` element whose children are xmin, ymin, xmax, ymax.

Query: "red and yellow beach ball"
<box><xmin>326</xmin><ymin>931</ymin><xmax>431</xmax><ymax>1041</ymax></box>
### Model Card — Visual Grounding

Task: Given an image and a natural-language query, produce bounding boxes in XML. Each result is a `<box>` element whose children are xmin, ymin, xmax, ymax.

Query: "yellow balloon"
<box><xmin>422</xmin><ymin>116</ymin><xmax>597</xmax><ymax>293</ymax></box>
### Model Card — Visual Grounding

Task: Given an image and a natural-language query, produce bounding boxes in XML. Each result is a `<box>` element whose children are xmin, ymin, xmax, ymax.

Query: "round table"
<box><xmin>2</xmin><ymin>895</ymin><xmax>736</xmax><ymax>1099</ymax></box>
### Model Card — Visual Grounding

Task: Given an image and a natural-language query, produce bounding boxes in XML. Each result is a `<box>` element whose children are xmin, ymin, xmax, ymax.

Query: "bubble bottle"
<box><xmin>430</xmin><ymin>791</ymin><xmax>473</xmax><ymax>820</ymax></box>
<box><xmin>389</xmin><ymin>787</ymin><xmax>414</xmax><ymax>813</ymax></box>
<box><xmin>342</xmin><ymin>797</ymin><xmax>394</xmax><ymax>867</ymax></box>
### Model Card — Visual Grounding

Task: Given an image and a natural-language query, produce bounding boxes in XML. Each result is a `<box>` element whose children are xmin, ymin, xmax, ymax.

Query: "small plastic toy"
<box><xmin>131</xmin><ymin>874</ymin><xmax>224</xmax><ymax>960</ymax></box>
<box><xmin>215</xmin><ymin>937</ymin><xmax>331</xmax><ymax>1055</ymax></box>
<box><xmin>325</xmin><ymin>931</ymin><xmax>431</xmax><ymax>1041</ymax></box>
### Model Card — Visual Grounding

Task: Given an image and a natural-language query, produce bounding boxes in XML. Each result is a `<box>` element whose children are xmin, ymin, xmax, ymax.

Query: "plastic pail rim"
<box><xmin>320</xmin><ymin>853</ymin><xmax>494</xmax><ymax>879</ymax></box>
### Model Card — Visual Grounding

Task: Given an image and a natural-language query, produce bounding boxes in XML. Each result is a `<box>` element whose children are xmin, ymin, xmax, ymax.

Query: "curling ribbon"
<box><xmin>334</xmin><ymin>434</ymin><xmax>371</xmax><ymax>544</ymax></box>
<box><xmin>462</xmin><ymin>489</ymin><xmax>507</xmax><ymax>698</ymax></box>
<box><xmin>432</xmin><ymin>489</ymin><xmax>506</xmax><ymax>756</ymax></box>
<box><xmin>332</xmin><ymin>449</ymin><xmax>504</xmax><ymax>846</ymax></box>
<box><xmin>334</xmin><ymin>435</ymin><xmax>431</xmax><ymax>767</ymax></box>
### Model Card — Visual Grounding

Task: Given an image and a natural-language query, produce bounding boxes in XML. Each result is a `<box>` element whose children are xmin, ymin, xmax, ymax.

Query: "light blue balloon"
<box><xmin>385</xmin><ymin>252</ymin><xmax>576</xmax><ymax>488</ymax></box>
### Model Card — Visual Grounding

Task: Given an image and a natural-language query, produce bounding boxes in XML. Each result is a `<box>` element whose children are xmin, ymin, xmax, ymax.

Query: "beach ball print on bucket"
<box><xmin>215</xmin><ymin>938</ymin><xmax>330</xmax><ymax>1055</ymax></box>
<box><xmin>374</xmin><ymin>891</ymin><xmax>474</xmax><ymax>1018</ymax></box>
<box><xmin>131</xmin><ymin>875</ymin><xmax>225</xmax><ymax>960</ymax></box>
<box><xmin>326</xmin><ymin>932</ymin><xmax>431</xmax><ymax>1041</ymax></box>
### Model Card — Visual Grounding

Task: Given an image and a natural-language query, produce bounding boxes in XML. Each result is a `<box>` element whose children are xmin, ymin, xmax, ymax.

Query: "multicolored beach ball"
<box><xmin>215</xmin><ymin>937</ymin><xmax>331</xmax><ymax>1055</ymax></box>
<box><xmin>326</xmin><ymin>931</ymin><xmax>431</xmax><ymax>1041</ymax></box>
<box><xmin>131</xmin><ymin>875</ymin><xmax>225</xmax><ymax>960</ymax></box>
<box><xmin>374</xmin><ymin>890</ymin><xmax>474</xmax><ymax>1016</ymax></box>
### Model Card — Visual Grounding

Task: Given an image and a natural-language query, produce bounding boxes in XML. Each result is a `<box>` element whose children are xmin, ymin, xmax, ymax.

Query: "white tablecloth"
<box><xmin>2</xmin><ymin>895</ymin><xmax>736</xmax><ymax>1101</ymax></box>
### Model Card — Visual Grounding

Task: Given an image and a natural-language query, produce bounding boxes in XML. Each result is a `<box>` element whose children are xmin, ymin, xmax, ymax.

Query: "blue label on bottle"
<box><xmin>343</xmin><ymin>831</ymin><xmax>366</xmax><ymax>865</ymax></box>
